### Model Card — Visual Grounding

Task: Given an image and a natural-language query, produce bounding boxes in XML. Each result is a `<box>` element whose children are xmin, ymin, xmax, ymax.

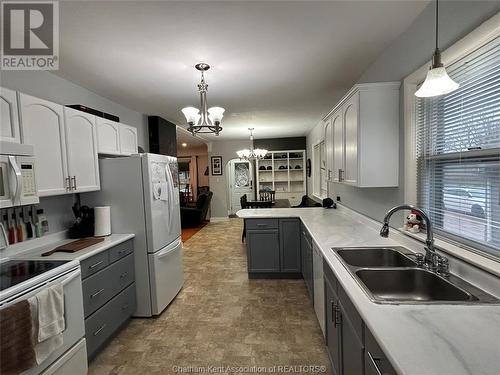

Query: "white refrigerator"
<box><xmin>83</xmin><ymin>153</ymin><xmax>183</xmax><ymax>317</ymax></box>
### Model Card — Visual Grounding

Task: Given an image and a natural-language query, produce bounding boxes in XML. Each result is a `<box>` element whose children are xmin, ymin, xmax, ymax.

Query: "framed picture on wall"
<box><xmin>211</xmin><ymin>156</ymin><xmax>223</xmax><ymax>176</ymax></box>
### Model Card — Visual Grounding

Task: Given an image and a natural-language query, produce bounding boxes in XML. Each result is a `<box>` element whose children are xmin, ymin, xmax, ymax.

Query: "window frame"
<box><xmin>403</xmin><ymin>13</ymin><xmax>500</xmax><ymax>264</ymax></box>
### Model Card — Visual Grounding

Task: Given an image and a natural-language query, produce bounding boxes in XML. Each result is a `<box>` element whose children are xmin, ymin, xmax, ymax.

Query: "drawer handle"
<box><xmin>256</xmin><ymin>224</ymin><xmax>268</xmax><ymax>227</ymax></box>
<box><xmin>90</xmin><ymin>288</ymin><xmax>105</xmax><ymax>298</ymax></box>
<box><xmin>93</xmin><ymin>324</ymin><xmax>106</xmax><ymax>336</ymax></box>
<box><xmin>120</xmin><ymin>272</ymin><xmax>128</xmax><ymax>279</ymax></box>
<box><xmin>118</xmin><ymin>249</ymin><xmax>126</xmax><ymax>255</ymax></box>
<box><xmin>367</xmin><ymin>351</ymin><xmax>383</xmax><ymax>375</ymax></box>
<box><xmin>121</xmin><ymin>304</ymin><xmax>129</xmax><ymax>311</ymax></box>
<box><xmin>89</xmin><ymin>260</ymin><xmax>104</xmax><ymax>269</ymax></box>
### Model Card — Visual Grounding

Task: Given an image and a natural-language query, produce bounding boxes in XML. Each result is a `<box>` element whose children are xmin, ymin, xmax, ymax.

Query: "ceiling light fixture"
<box><xmin>181</xmin><ymin>63</ymin><xmax>225</xmax><ymax>136</ymax></box>
<box><xmin>181</xmin><ymin>143</ymin><xmax>187</xmax><ymax>147</ymax></box>
<box><xmin>415</xmin><ymin>0</ymin><xmax>459</xmax><ymax>98</ymax></box>
<box><xmin>236</xmin><ymin>128</ymin><xmax>268</xmax><ymax>161</ymax></box>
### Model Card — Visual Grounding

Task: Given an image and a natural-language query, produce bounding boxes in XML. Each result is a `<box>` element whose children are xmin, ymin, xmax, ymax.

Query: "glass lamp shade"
<box><xmin>254</xmin><ymin>149</ymin><xmax>268</xmax><ymax>159</ymax></box>
<box><xmin>181</xmin><ymin>107</ymin><xmax>200</xmax><ymax>124</ymax></box>
<box><xmin>208</xmin><ymin>107</ymin><xmax>225</xmax><ymax>124</ymax></box>
<box><xmin>236</xmin><ymin>149</ymin><xmax>251</xmax><ymax>159</ymax></box>
<box><xmin>415</xmin><ymin>67</ymin><xmax>460</xmax><ymax>98</ymax></box>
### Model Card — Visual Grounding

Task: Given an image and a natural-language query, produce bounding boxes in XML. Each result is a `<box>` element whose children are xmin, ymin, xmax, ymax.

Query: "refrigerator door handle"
<box><xmin>165</xmin><ymin>163</ymin><xmax>173</xmax><ymax>229</ymax></box>
<box><xmin>156</xmin><ymin>238</ymin><xmax>182</xmax><ymax>259</ymax></box>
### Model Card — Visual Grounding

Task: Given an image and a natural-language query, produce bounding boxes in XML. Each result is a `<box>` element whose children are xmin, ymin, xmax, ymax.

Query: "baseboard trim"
<box><xmin>248</xmin><ymin>272</ymin><xmax>303</xmax><ymax>279</ymax></box>
<box><xmin>210</xmin><ymin>216</ymin><xmax>231</xmax><ymax>222</ymax></box>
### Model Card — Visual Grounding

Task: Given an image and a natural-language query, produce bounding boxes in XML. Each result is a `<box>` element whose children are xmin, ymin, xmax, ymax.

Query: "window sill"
<box><xmin>397</xmin><ymin>229</ymin><xmax>500</xmax><ymax>277</ymax></box>
<box><xmin>312</xmin><ymin>194</ymin><xmax>326</xmax><ymax>202</ymax></box>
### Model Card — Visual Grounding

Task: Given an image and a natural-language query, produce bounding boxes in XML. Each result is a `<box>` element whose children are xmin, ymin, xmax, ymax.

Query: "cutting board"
<box><xmin>42</xmin><ymin>237</ymin><xmax>105</xmax><ymax>257</ymax></box>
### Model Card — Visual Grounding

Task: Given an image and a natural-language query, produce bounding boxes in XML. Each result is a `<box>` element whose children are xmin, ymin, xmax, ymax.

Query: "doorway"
<box><xmin>227</xmin><ymin>159</ymin><xmax>254</xmax><ymax>215</ymax></box>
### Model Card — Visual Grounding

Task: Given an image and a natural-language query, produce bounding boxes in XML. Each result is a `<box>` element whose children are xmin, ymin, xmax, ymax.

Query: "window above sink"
<box><xmin>404</xmin><ymin>17</ymin><xmax>500</xmax><ymax>262</ymax></box>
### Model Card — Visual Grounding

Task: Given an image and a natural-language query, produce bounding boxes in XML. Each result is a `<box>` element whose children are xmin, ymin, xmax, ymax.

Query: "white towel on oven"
<box><xmin>28</xmin><ymin>283</ymin><xmax>65</xmax><ymax>364</ymax></box>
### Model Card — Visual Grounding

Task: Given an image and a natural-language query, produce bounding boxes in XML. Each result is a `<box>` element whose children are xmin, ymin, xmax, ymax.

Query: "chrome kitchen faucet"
<box><xmin>380</xmin><ymin>204</ymin><xmax>449</xmax><ymax>276</ymax></box>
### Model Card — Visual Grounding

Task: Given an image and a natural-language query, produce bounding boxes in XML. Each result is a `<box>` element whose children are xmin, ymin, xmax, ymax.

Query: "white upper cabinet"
<box><xmin>119</xmin><ymin>124</ymin><xmax>138</xmax><ymax>155</ymax></box>
<box><xmin>343</xmin><ymin>92</ymin><xmax>359</xmax><ymax>185</ymax></box>
<box><xmin>96</xmin><ymin>118</ymin><xmax>121</xmax><ymax>155</ymax></box>
<box><xmin>331</xmin><ymin>110</ymin><xmax>343</xmax><ymax>183</ymax></box>
<box><xmin>64</xmin><ymin>107</ymin><xmax>100</xmax><ymax>193</ymax></box>
<box><xmin>97</xmin><ymin>118</ymin><xmax>138</xmax><ymax>156</ymax></box>
<box><xmin>324</xmin><ymin>118</ymin><xmax>334</xmax><ymax>182</ymax></box>
<box><xmin>323</xmin><ymin>82</ymin><xmax>400</xmax><ymax>188</ymax></box>
<box><xmin>19</xmin><ymin>93</ymin><xmax>101</xmax><ymax>196</ymax></box>
<box><xmin>19</xmin><ymin>93</ymin><xmax>69</xmax><ymax>196</ymax></box>
<box><xmin>0</xmin><ymin>87</ymin><xmax>21</xmax><ymax>143</ymax></box>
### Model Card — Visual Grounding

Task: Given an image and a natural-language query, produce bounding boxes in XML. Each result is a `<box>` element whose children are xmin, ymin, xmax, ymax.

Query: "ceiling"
<box><xmin>176</xmin><ymin>127</ymin><xmax>208</xmax><ymax>150</ymax></box>
<box><xmin>56</xmin><ymin>1</ymin><xmax>429</xmax><ymax>140</ymax></box>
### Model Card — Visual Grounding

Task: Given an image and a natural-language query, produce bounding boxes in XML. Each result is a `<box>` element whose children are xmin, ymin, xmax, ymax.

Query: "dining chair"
<box><xmin>259</xmin><ymin>190</ymin><xmax>275</xmax><ymax>202</ymax></box>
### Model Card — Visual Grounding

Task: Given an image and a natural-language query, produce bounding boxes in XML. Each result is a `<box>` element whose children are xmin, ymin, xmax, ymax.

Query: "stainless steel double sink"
<box><xmin>333</xmin><ymin>247</ymin><xmax>499</xmax><ymax>304</ymax></box>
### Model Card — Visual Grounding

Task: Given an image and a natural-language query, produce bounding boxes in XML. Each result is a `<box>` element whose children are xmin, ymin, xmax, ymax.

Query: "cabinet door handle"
<box><xmin>90</xmin><ymin>288</ymin><xmax>105</xmax><ymax>298</ymax></box>
<box><xmin>71</xmin><ymin>176</ymin><xmax>77</xmax><ymax>190</ymax></box>
<box><xmin>93</xmin><ymin>324</ymin><xmax>106</xmax><ymax>336</ymax></box>
<box><xmin>120</xmin><ymin>272</ymin><xmax>128</xmax><ymax>279</ymax></box>
<box><xmin>328</xmin><ymin>170</ymin><xmax>332</xmax><ymax>180</ymax></box>
<box><xmin>334</xmin><ymin>305</ymin><xmax>342</xmax><ymax>327</ymax></box>
<box><xmin>65</xmin><ymin>177</ymin><xmax>71</xmax><ymax>191</ymax></box>
<box><xmin>121</xmin><ymin>304</ymin><xmax>129</xmax><ymax>311</ymax></box>
<box><xmin>338</xmin><ymin>169</ymin><xmax>343</xmax><ymax>182</ymax></box>
<box><xmin>89</xmin><ymin>260</ymin><xmax>104</xmax><ymax>269</ymax></box>
<box><xmin>367</xmin><ymin>351</ymin><xmax>383</xmax><ymax>375</ymax></box>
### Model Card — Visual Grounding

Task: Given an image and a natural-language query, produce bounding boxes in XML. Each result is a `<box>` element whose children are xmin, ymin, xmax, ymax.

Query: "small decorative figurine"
<box><xmin>404</xmin><ymin>210</ymin><xmax>423</xmax><ymax>233</ymax></box>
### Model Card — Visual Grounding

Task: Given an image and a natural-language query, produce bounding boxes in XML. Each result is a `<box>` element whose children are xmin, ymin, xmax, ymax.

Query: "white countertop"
<box><xmin>237</xmin><ymin>207</ymin><xmax>500</xmax><ymax>375</ymax></box>
<box><xmin>8</xmin><ymin>233</ymin><xmax>135</xmax><ymax>262</ymax></box>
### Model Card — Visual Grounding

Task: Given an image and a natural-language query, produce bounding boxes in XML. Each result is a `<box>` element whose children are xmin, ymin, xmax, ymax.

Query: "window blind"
<box><xmin>416</xmin><ymin>36</ymin><xmax>500</xmax><ymax>255</ymax></box>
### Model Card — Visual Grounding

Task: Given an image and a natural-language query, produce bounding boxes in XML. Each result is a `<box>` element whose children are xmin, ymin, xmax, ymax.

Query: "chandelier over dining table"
<box><xmin>181</xmin><ymin>63</ymin><xmax>225</xmax><ymax>136</ymax></box>
<box><xmin>236</xmin><ymin>128</ymin><xmax>268</xmax><ymax>161</ymax></box>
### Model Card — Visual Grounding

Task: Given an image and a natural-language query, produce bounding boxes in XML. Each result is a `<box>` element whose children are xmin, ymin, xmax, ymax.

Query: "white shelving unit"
<box><xmin>256</xmin><ymin>150</ymin><xmax>306</xmax><ymax>206</ymax></box>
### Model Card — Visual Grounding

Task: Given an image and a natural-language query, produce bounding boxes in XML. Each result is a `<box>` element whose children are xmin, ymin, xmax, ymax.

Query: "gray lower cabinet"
<box><xmin>245</xmin><ymin>218</ymin><xmax>301</xmax><ymax>277</ymax></box>
<box><xmin>365</xmin><ymin>328</ymin><xmax>397</xmax><ymax>375</ymax></box>
<box><xmin>324</xmin><ymin>259</ymin><xmax>395</xmax><ymax>375</ymax></box>
<box><xmin>280</xmin><ymin>219</ymin><xmax>301</xmax><ymax>272</ymax></box>
<box><xmin>324</xmin><ymin>270</ymin><xmax>341</xmax><ymax>375</ymax></box>
<box><xmin>81</xmin><ymin>239</ymin><xmax>136</xmax><ymax>359</ymax></box>
<box><xmin>85</xmin><ymin>284</ymin><xmax>136</xmax><ymax>359</ymax></box>
<box><xmin>301</xmin><ymin>225</ymin><xmax>314</xmax><ymax>301</ymax></box>
<box><xmin>247</xmin><ymin>228</ymin><xmax>280</xmax><ymax>272</ymax></box>
<box><xmin>339</xmin><ymin>298</ymin><xmax>364</xmax><ymax>375</ymax></box>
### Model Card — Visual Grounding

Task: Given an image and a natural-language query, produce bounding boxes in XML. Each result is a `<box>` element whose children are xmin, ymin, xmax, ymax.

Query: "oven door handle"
<box><xmin>8</xmin><ymin>156</ymin><xmax>22</xmax><ymax>205</ymax></box>
<box><xmin>61</xmin><ymin>269</ymin><xmax>81</xmax><ymax>286</ymax></box>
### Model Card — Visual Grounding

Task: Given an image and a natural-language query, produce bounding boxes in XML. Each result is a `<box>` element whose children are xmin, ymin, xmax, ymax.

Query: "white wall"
<box><xmin>0</xmin><ymin>70</ymin><xmax>149</xmax><ymax>150</ymax></box>
<box><xmin>208</xmin><ymin>140</ymin><xmax>253</xmax><ymax>218</ymax></box>
<box><xmin>308</xmin><ymin>1</ymin><xmax>500</xmax><ymax>222</ymax></box>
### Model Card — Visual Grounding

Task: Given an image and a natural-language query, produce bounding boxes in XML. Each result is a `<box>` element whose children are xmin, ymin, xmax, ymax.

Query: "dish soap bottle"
<box><xmin>36</xmin><ymin>209</ymin><xmax>49</xmax><ymax>236</ymax></box>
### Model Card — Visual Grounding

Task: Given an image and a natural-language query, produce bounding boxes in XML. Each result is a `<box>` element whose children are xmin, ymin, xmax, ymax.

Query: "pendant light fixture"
<box><xmin>236</xmin><ymin>128</ymin><xmax>268</xmax><ymax>161</ymax></box>
<box><xmin>415</xmin><ymin>0</ymin><xmax>459</xmax><ymax>98</ymax></box>
<box><xmin>181</xmin><ymin>63</ymin><xmax>225</xmax><ymax>136</ymax></box>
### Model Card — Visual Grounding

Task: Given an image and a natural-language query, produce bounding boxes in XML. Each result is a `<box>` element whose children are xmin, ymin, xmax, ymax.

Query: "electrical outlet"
<box><xmin>336</xmin><ymin>196</ymin><xmax>341</xmax><ymax>202</ymax></box>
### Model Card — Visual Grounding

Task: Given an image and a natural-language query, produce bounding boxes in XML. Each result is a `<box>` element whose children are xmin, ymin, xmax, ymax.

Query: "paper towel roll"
<box><xmin>94</xmin><ymin>206</ymin><xmax>111</xmax><ymax>237</ymax></box>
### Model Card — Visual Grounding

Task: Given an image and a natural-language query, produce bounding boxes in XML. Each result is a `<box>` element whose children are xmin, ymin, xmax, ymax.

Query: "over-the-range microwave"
<box><xmin>0</xmin><ymin>141</ymin><xmax>39</xmax><ymax>209</ymax></box>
